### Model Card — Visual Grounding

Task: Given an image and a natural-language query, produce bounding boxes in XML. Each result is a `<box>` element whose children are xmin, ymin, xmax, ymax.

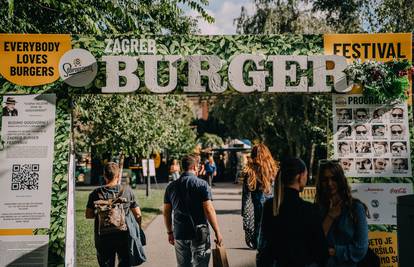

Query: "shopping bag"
<box><xmin>212</xmin><ymin>244</ymin><xmax>229</xmax><ymax>267</ymax></box>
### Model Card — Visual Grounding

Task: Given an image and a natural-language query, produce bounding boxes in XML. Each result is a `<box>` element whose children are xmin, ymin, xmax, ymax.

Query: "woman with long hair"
<box><xmin>257</xmin><ymin>158</ymin><xmax>328</xmax><ymax>267</ymax></box>
<box><xmin>315</xmin><ymin>160</ymin><xmax>369</xmax><ymax>267</ymax></box>
<box><xmin>241</xmin><ymin>143</ymin><xmax>278</xmax><ymax>249</ymax></box>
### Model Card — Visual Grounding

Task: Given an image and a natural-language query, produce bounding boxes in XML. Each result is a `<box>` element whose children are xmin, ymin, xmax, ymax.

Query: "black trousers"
<box><xmin>95</xmin><ymin>232</ymin><xmax>130</xmax><ymax>267</ymax></box>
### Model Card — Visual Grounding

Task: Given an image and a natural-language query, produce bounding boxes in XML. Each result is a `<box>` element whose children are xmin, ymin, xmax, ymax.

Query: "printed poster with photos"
<box><xmin>333</xmin><ymin>94</ymin><xmax>411</xmax><ymax>177</ymax></box>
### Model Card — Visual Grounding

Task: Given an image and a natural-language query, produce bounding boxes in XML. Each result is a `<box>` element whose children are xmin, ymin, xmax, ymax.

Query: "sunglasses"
<box><xmin>392</xmin><ymin>146</ymin><xmax>406</xmax><ymax>151</ymax></box>
<box><xmin>356</xmin><ymin>130</ymin><xmax>367</xmax><ymax>134</ymax></box>
<box><xmin>391</xmin><ymin>113</ymin><xmax>403</xmax><ymax>118</ymax></box>
<box><xmin>391</xmin><ymin>130</ymin><xmax>403</xmax><ymax>134</ymax></box>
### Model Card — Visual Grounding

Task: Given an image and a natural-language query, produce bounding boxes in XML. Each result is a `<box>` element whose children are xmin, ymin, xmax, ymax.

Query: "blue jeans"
<box><xmin>174</xmin><ymin>234</ymin><xmax>211</xmax><ymax>267</ymax></box>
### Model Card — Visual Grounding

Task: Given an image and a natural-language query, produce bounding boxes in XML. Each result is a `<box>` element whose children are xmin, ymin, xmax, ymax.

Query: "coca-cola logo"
<box><xmin>390</xmin><ymin>188</ymin><xmax>407</xmax><ymax>194</ymax></box>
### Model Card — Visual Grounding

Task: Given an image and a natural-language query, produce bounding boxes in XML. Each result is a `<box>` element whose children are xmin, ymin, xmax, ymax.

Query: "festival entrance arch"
<box><xmin>0</xmin><ymin>33</ymin><xmax>413</xmax><ymax>266</ymax></box>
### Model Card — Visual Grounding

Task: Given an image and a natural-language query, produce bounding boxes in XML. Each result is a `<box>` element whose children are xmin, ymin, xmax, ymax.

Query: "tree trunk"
<box><xmin>309</xmin><ymin>143</ymin><xmax>316</xmax><ymax>184</ymax></box>
<box><xmin>118</xmin><ymin>152</ymin><xmax>125</xmax><ymax>184</ymax></box>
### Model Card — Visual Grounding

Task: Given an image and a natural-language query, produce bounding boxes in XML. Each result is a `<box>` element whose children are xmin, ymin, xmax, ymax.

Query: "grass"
<box><xmin>75</xmin><ymin>187</ymin><xmax>165</xmax><ymax>267</ymax></box>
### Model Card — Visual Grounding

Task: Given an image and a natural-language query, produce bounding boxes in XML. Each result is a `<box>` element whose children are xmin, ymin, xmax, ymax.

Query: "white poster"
<box><xmin>142</xmin><ymin>159</ymin><xmax>156</xmax><ymax>177</ymax></box>
<box><xmin>0</xmin><ymin>235</ymin><xmax>49</xmax><ymax>267</ymax></box>
<box><xmin>0</xmin><ymin>94</ymin><xmax>56</xmax><ymax>229</ymax></box>
<box><xmin>333</xmin><ymin>94</ymin><xmax>412</xmax><ymax>177</ymax></box>
<box><xmin>351</xmin><ymin>183</ymin><xmax>413</xmax><ymax>225</ymax></box>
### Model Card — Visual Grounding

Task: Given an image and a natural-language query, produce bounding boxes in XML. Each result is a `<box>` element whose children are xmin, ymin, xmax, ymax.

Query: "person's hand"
<box><xmin>328</xmin><ymin>199</ymin><xmax>342</xmax><ymax>219</ymax></box>
<box><xmin>215</xmin><ymin>232</ymin><xmax>223</xmax><ymax>246</ymax></box>
<box><xmin>328</xmin><ymin>247</ymin><xmax>336</xmax><ymax>256</ymax></box>
<box><xmin>168</xmin><ymin>232</ymin><xmax>175</xmax><ymax>245</ymax></box>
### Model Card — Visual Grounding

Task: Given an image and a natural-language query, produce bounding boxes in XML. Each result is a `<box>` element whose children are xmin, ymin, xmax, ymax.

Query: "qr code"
<box><xmin>11</xmin><ymin>164</ymin><xmax>40</xmax><ymax>190</ymax></box>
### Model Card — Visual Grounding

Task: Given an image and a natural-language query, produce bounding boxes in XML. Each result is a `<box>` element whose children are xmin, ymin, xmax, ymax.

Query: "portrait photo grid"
<box><xmin>333</xmin><ymin>94</ymin><xmax>412</xmax><ymax>177</ymax></box>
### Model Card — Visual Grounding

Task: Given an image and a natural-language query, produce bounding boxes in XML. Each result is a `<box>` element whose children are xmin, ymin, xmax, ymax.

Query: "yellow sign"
<box><xmin>0</xmin><ymin>34</ymin><xmax>71</xmax><ymax>86</ymax></box>
<box><xmin>324</xmin><ymin>33</ymin><xmax>412</xmax><ymax>99</ymax></box>
<box><xmin>368</xmin><ymin>231</ymin><xmax>398</xmax><ymax>267</ymax></box>
<box><xmin>324</xmin><ymin>33</ymin><xmax>412</xmax><ymax>63</ymax></box>
<box><xmin>0</xmin><ymin>229</ymin><xmax>33</xmax><ymax>235</ymax></box>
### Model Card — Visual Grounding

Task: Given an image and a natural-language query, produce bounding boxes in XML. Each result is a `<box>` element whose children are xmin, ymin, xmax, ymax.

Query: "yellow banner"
<box><xmin>324</xmin><ymin>33</ymin><xmax>412</xmax><ymax>63</ymax></box>
<box><xmin>324</xmin><ymin>33</ymin><xmax>412</xmax><ymax>99</ymax></box>
<box><xmin>368</xmin><ymin>231</ymin><xmax>398</xmax><ymax>267</ymax></box>
<box><xmin>0</xmin><ymin>34</ymin><xmax>71</xmax><ymax>86</ymax></box>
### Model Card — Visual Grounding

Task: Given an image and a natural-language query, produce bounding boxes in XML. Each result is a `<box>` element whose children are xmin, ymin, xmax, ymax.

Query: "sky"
<box><xmin>184</xmin><ymin>0</ymin><xmax>256</xmax><ymax>35</ymax></box>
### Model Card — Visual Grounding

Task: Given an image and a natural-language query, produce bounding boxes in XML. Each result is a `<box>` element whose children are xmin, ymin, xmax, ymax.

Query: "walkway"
<box><xmin>141</xmin><ymin>182</ymin><xmax>256</xmax><ymax>267</ymax></box>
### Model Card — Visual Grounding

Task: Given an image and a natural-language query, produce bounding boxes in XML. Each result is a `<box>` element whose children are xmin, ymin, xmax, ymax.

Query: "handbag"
<box><xmin>241</xmin><ymin>179</ymin><xmax>256</xmax><ymax>249</ymax></box>
<box><xmin>212</xmin><ymin>243</ymin><xmax>230</xmax><ymax>267</ymax></box>
<box><xmin>357</xmin><ymin>247</ymin><xmax>380</xmax><ymax>267</ymax></box>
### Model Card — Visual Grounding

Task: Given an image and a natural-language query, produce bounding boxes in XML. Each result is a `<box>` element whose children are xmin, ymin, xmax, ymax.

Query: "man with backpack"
<box><xmin>163</xmin><ymin>154</ymin><xmax>223</xmax><ymax>267</ymax></box>
<box><xmin>85</xmin><ymin>162</ymin><xmax>143</xmax><ymax>267</ymax></box>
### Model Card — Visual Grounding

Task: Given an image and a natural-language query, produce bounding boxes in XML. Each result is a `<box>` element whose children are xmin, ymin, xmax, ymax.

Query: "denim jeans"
<box><xmin>174</xmin><ymin>234</ymin><xmax>211</xmax><ymax>267</ymax></box>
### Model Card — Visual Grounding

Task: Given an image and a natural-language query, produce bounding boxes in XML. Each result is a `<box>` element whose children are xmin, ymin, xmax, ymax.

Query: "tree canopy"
<box><xmin>0</xmin><ymin>0</ymin><xmax>213</xmax><ymax>34</ymax></box>
<box><xmin>74</xmin><ymin>94</ymin><xmax>196</xmax><ymax>159</ymax></box>
<box><xmin>236</xmin><ymin>0</ymin><xmax>414</xmax><ymax>34</ymax></box>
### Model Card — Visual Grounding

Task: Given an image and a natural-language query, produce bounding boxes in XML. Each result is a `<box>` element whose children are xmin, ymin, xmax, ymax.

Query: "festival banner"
<box><xmin>351</xmin><ymin>183</ymin><xmax>412</xmax><ymax>225</ymax></box>
<box><xmin>0</xmin><ymin>94</ymin><xmax>56</xmax><ymax>229</ymax></box>
<box><xmin>324</xmin><ymin>33</ymin><xmax>412</xmax><ymax>63</ymax></box>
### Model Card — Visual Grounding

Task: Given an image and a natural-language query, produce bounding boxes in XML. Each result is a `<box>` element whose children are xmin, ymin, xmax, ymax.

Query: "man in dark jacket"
<box><xmin>257</xmin><ymin>158</ymin><xmax>329</xmax><ymax>267</ymax></box>
<box><xmin>2</xmin><ymin>97</ymin><xmax>18</xmax><ymax>116</ymax></box>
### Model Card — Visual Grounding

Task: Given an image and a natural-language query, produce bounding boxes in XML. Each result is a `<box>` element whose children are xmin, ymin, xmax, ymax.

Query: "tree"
<box><xmin>211</xmin><ymin>94</ymin><xmax>330</xmax><ymax>162</ymax></box>
<box><xmin>0</xmin><ymin>0</ymin><xmax>213</xmax><ymax>34</ymax></box>
<box><xmin>371</xmin><ymin>0</ymin><xmax>414</xmax><ymax>32</ymax></box>
<box><xmin>74</xmin><ymin>94</ymin><xmax>196</xmax><ymax>161</ymax></box>
<box><xmin>312</xmin><ymin>0</ymin><xmax>368</xmax><ymax>33</ymax></box>
<box><xmin>236</xmin><ymin>0</ymin><xmax>333</xmax><ymax>34</ymax></box>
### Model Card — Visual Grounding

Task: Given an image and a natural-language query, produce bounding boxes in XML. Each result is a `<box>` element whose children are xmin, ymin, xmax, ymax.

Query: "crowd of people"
<box><xmin>84</xmin><ymin>143</ymin><xmax>370</xmax><ymax>267</ymax></box>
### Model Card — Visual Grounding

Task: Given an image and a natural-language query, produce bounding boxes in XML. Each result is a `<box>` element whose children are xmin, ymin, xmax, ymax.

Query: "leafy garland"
<box><xmin>344</xmin><ymin>59</ymin><xmax>413</xmax><ymax>102</ymax></box>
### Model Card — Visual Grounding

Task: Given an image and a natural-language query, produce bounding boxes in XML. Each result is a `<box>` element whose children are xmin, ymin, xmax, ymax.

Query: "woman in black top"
<box><xmin>257</xmin><ymin>158</ymin><xmax>328</xmax><ymax>267</ymax></box>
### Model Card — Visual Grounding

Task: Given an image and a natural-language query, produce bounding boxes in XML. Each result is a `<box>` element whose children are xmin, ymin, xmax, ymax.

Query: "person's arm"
<box><xmin>126</xmin><ymin>186</ymin><xmax>142</xmax><ymax>225</ymax></box>
<box><xmin>131</xmin><ymin>207</ymin><xmax>142</xmax><ymax>226</ymax></box>
<box><xmin>163</xmin><ymin>203</ymin><xmax>175</xmax><ymax>245</ymax></box>
<box><xmin>85</xmin><ymin>191</ymin><xmax>95</xmax><ymax>219</ymax></box>
<box><xmin>202</xmin><ymin>200</ymin><xmax>223</xmax><ymax>245</ymax></box>
<box><xmin>323</xmin><ymin>200</ymin><xmax>342</xmax><ymax>236</ymax></box>
<box><xmin>85</xmin><ymin>208</ymin><xmax>95</xmax><ymax>219</ymax></box>
<box><xmin>333</xmin><ymin>202</ymin><xmax>368</xmax><ymax>263</ymax></box>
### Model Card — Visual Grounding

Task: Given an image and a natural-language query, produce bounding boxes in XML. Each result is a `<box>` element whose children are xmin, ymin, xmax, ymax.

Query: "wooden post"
<box><xmin>146</xmin><ymin>156</ymin><xmax>151</xmax><ymax>197</ymax></box>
